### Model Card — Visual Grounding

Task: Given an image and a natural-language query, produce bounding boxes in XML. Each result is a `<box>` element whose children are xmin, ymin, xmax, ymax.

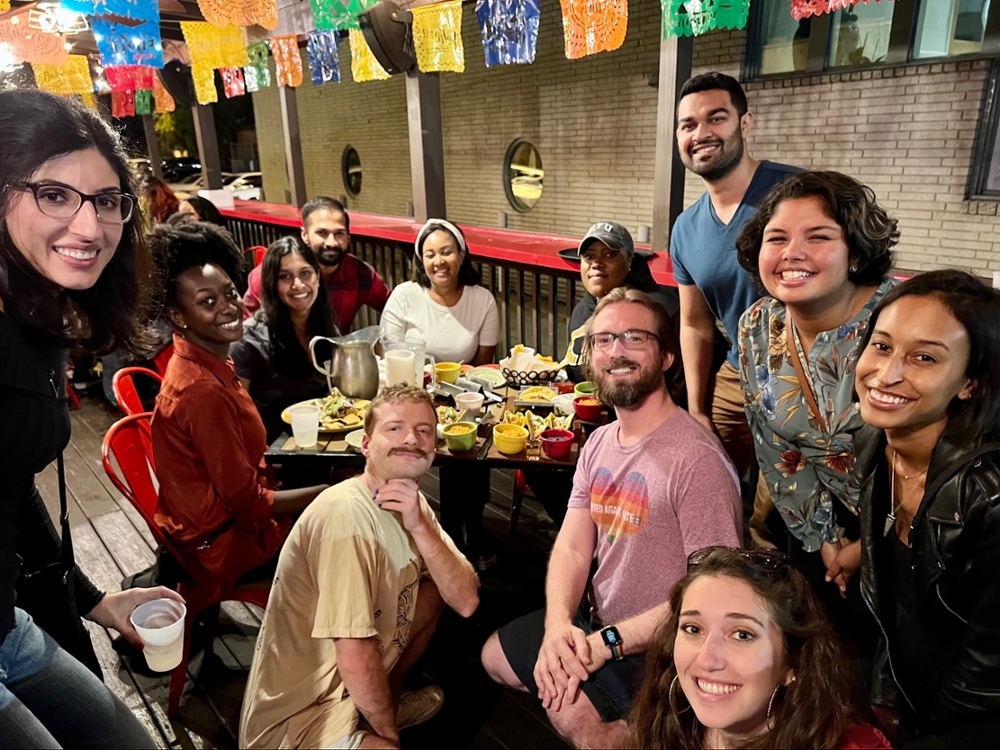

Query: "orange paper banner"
<box><xmin>197</xmin><ymin>0</ymin><xmax>278</xmax><ymax>30</ymax></box>
<box><xmin>558</xmin><ymin>0</ymin><xmax>627</xmax><ymax>59</ymax></box>
<box><xmin>0</xmin><ymin>16</ymin><xmax>68</xmax><ymax>64</ymax></box>
<box><xmin>269</xmin><ymin>35</ymin><xmax>303</xmax><ymax>87</ymax></box>
<box><xmin>152</xmin><ymin>72</ymin><xmax>176</xmax><ymax>113</ymax></box>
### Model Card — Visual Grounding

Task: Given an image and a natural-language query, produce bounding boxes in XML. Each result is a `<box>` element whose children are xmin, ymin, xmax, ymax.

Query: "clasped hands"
<box><xmin>821</xmin><ymin>538</ymin><xmax>861</xmax><ymax>598</ymax></box>
<box><xmin>532</xmin><ymin>622</ymin><xmax>609</xmax><ymax>712</ymax></box>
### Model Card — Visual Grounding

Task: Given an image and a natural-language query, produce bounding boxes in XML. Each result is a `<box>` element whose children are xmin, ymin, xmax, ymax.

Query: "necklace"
<box><xmin>884</xmin><ymin>449</ymin><xmax>928</xmax><ymax>538</ymax></box>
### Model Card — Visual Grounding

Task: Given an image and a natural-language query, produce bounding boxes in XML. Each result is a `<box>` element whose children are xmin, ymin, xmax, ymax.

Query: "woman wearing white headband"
<box><xmin>381</xmin><ymin>219</ymin><xmax>501</xmax><ymax>568</ymax></box>
<box><xmin>380</xmin><ymin>219</ymin><xmax>499</xmax><ymax>366</ymax></box>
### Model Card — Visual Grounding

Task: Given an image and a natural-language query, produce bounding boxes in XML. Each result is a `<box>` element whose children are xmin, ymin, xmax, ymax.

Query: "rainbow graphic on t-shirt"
<box><xmin>590</xmin><ymin>467</ymin><xmax>649</xmax><ymax>544</ymax></box>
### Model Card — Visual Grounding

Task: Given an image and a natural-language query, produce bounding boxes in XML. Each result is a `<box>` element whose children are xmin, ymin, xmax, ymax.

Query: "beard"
<box><xmin>681</xmin><ymin>130</ymin><xmax>744</xmax><ymax>183</ymax></box>
<box><xmin>316</xmin><ymin>245</ymin><xmax>344</xmax><ymax>267</ymax></box>
<box><xmin>586</xmin><ymin>356</ymin><xmax>665</xmax><ymax>409</ymax></box>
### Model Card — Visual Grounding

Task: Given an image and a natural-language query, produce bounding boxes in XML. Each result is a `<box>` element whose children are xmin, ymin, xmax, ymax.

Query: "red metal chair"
<box><xmin>249</xmin><ymin>245</ymin><xmax>267</xmax><ymax>267</ymax></box>
<box><xmin>112</xmin><ymin>366</ymin><xmax>162</xmax><ymax>417</ymax></box>
<box><xmin>102</xmin><ymin>413</ymin><xmax>269</xmax><ymax>716</ymax></box>
<box><xmin>509</xmin><ymin>470</ymin><xmax>529</xmax><ymax>534</ymax></box>
<box><xmin>149</xmin><ymin>343</ymin><xmax>175</xmax><ymax>376</ymax></box>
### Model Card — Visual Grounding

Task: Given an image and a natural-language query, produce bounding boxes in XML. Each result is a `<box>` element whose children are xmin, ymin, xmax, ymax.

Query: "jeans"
<box><xmin>0</xmin><ymin>608</ymin><xmax>156</xmax><ymax>749</ymax></box>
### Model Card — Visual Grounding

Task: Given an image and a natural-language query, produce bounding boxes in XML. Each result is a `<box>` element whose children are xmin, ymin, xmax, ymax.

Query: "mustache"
<box><xmin>389</xmin><ymin>447</ymin><xmax>429</xmax><ymax>459</ymax></box>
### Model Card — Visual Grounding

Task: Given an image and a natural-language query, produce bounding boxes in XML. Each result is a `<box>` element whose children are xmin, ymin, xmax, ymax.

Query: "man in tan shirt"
<box><xmin>240</xmin><ymin>385</ymin><xmax>480</xmax><ymax>749</ymax></box>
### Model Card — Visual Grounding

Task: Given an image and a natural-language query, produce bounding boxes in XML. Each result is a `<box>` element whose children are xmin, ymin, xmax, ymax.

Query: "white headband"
<box><xmin>416</xmin><ymin>218</ymin><xmax>467</xmax><ymax>256</ymax></box>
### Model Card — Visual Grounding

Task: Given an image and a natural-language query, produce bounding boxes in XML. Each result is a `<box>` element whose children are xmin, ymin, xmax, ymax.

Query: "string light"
<box><xmin>28</xmin><ymin>3</ymin><xmax>89</xmax><ymax>34</ymax></box>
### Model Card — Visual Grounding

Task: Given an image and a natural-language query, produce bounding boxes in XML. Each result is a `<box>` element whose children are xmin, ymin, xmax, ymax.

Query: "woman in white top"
<box><xmin>381</xmin><ymin>220</ymin><xmax>499</xmax><ymax>366</ymax></box>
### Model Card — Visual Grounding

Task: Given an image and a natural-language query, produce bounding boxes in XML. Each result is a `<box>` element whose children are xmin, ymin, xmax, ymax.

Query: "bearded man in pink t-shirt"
<box><xmin>481</xmin><ymin>287</ymin><xmax>742</xmax><ymax>748</ymax></box>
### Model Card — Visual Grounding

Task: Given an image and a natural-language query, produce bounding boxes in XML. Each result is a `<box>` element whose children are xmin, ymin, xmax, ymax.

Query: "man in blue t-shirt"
<box><xmin>670</xmin><ymin>72</ymin><xmax>800</xmax><ymax>490</ymax></box>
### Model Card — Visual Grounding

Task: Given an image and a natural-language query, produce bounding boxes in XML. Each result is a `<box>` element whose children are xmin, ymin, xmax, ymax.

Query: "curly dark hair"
<box><xmin>858</xmin><ymin>269</ymin><xmax>1000</xmax><ymax>444</ymax></box>
<box><xmin>735</xmin><ymin>171</ymin><xmax>897</xmax><ymax>290</ymax></box>
<box><xmin>628</xmin><ymin>547</ymin><xmax>873</xmax><ymax>750</ymax></box>
<box><xmin>412</xmin><ymin>221</ymin><xmax>481</xmax><ymax>288</ymax></box>
<box><xmin>259</xmin><ymin>235</ymin><xmax>339</xmax><ymax>365</ymax></box>
<box><xmin>149</xmin><ymin>220</ymin><xmax>245</xmax><ymax>314</ymax></box>
<box><xmin>0</xmin><ymin>90</ymin><xmax>153</xmax><ymax>355</ymax></box>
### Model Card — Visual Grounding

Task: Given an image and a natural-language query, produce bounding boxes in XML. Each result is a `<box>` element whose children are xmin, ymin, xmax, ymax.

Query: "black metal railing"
<box><xmin>225</xmin><ymin>215</ymin><xmax>586</xmax><ymax>360</ymax></box>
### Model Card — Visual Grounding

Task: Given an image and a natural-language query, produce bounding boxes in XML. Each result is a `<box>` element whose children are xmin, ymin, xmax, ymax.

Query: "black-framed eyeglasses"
<box><xmin>687</xmin><ymin>546</ymin><xmax>792</xmax><ymax>576</ymax></box>
<box><xmin>8</xmin><ymin>181</ymin><xmax>136</xmax><ymax>225</ymax></box>
<box><xmin>587</xmin><ymin>329</ymin><xmax>659</xmax><ymax>351</ymax></box>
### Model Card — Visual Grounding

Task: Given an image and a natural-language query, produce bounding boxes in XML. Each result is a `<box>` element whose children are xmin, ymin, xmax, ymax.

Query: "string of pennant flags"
<box><xmin>1</xmin><ymin>0</ymin><xmax>891</xmax><ymax>111</ymax></box>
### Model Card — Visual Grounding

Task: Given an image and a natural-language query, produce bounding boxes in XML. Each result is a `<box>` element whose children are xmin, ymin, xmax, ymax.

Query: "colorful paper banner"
<box><xmin>152</xmin><ymin>72</ymin><xmax>176</xmax><ymax>113</ymax></box>
<box><xmin>104</xmin><ymin>64</ymin><xmax>155</xmax><ymax>92</ymax></box>
<box><xmin>134</xmin><ymin>88</ymin><xmax>152</xmax><ymax>114</ymax></box>
<box><xmin>0</xmin><ymin>17</ymin><xmax>68</xmax><ymax>64</ymax></box>
<box><xmin>62</xmin><ymin>0</ymin><xmax>157</xmax><ymax>21</ymax></box>
<box><xmin>790</xmin><ymin>0</ymin><xmax>888</xmax><ymax>20</ymax></box>
<box><xmin>221</xmin><ymin>65</ymin><xmax>246</xmax><ymax>96</ymax></box>
<box><xmin>180</xmin><ymin>22</ymin><xmax>249</xmax><ymax>69</ymax></box>
<box><xmin>559</xmin><ymin>0</ymin><xmax>628</xmax><ymax>59</ymax></box>
<box><xmin>111</xmin><ymin>90</ymin><xmax>135</xmax><ymax>117</ymax></box>
<box><xmin>197</xmin><ymin>0</ymin><xmax>279</xmax><ymax>30</ymax></box>
<box><xmin>0</xmin><ymin>0</ymin><xmax>9</xmax><ymax>12</ymax></box>
<box><xmin>32</xmin><ymin>55</ymin><xmax>94</xmax><ymax>96</ymax></box>
<box><xmin>310</xmin><ymin>0</ymin><xmax>375</xmax><ymax>31</ymax></box>
<box><xmin>475</xmin><ymin>0</ymin><xmax>539</xmax><ymax>67</ymax></box>
<box><xmin>412</xmin><ymin>0</ymin><xmax>464</xmax><ymax>73</ymax></box>
<box><xmin>92</xmin><ymin>16</ymin><xmax>164</xmax><ymax>68</ymax></box>
<box><xmin>348</xmin><ymin>28</ymin><xmax>388</xmax><ymax>81</ymax></box>
<box><xmin>243</xmin><ymin>40</ymin><xmax>272</xmax><ymax>91</ymax></box>
<box><xmin>269</xmin><ymin>34</ymin><xmax>303</xmax><ymax>86</ymax></box>
<box><xmin>306</xmin><ymin>29</ymin><xmax>341</xmax><ymax>85</ymax></box>
<box><xmin>662</xmin><ymin>0</ymin><xmax>750</xmax><ymax>36</ymax></box>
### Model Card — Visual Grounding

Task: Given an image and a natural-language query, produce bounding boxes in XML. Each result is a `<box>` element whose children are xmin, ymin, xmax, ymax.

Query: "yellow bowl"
<box><xmin>435</xmin><ymin>362</ymin><xmax>462</xmax><ymax>384</ymax></box>
<box><xmin>493</xmin><ymin>423</ymin><xmax>528</xmax><ymax>455</ymax></box>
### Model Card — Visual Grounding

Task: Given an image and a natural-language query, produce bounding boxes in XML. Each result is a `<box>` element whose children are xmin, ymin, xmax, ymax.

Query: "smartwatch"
<box><xmin>600</xmin><ymin>625</ymin><xmax>625</xmax><ymax>661</ymax></box>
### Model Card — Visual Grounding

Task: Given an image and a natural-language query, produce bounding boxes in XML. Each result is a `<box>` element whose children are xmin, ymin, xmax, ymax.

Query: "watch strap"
<box><xmin>601</xmin><ymin>626</ymin><xmax>625</xmax><ymax>661</ymax></box>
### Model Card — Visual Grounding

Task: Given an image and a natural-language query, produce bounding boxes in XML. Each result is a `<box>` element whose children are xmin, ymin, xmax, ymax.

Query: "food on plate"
<box><xmin>316</xmin><ymin>390</ymin><xmax>368</xmax><ymax>431</ymax></box>
<box><xmin>503</xmin><ymin>409</ymin><xmax>572</xmax><ymax>435</ymax></box>
<box><xmin>520</xmin><ymin>386</ymin><xmax>557</xmax><ymax>403</ymax></box>
<box><xmin>444</xmin><ymin>423</ymin><xmax>475</xmax><ymax>435</ymax></box>
<box><xmin>436</xmin><ymin>405</ymin><xmax>468</xmax><ymax>425</ymax></box>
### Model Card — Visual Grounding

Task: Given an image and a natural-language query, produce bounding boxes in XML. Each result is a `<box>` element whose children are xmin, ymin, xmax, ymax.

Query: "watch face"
<box><xmin>604</xmin><ymin>627</ymin><xmax>621</xmax><ymax>645</ymax></box>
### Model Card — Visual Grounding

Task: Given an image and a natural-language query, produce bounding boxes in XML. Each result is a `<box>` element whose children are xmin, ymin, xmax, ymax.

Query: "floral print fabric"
<box><xmin>738</xmin><ymin>277</ymin><xmax>894</xmax><ymax>552</ymax></box>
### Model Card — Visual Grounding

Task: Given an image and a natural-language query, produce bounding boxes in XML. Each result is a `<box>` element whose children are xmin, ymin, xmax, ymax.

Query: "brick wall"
<box><xmin>251</xmin><ymin>0</ymin><xmax>1000</xmax><ymax>272</ymax></box>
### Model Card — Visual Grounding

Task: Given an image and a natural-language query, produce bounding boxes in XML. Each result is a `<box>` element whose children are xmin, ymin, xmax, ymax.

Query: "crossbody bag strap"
<box><xmin>786</xmin><ymin>321</ymin><xmax>827</xmax><ymax>433</ymax></box>
<box><xmin>56</xmin><ymin>452</ymin><xmax>74</xmax><ymax>581</ymax></box>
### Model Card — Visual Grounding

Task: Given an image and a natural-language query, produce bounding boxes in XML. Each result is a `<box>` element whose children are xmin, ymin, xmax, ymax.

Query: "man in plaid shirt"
<box><xmin>243</xmin><ymin>197</ymin><xmax>390</xmax><ymax>333</ymax></box>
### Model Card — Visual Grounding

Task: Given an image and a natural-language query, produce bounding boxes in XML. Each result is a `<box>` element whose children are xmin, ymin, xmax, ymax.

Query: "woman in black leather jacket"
<box><xmin>0</xmin><ymin>91</ymin><xmax>179</xmax><ymax>747</ymax></box>
<box><xmin>853</xmin><ymin>269</ymin><xmax>1000</xmax><ymax>747</ymax></box>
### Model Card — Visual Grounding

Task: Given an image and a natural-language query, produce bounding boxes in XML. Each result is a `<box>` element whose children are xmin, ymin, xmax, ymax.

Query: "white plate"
<box><xmin>466</xmin><ymin>367</ymin><xmax>507</xmax><ymax>387</ymax></box>
<box><xmin>345</xmin><ymin>429</ymin><xmax>365</xmax><ymax>451</ymax></box>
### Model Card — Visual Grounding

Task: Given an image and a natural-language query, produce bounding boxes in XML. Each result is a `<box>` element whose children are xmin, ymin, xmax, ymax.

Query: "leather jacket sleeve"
<box><xmin>923</xmin><ymin>471</ymin><xmax>1000</xmax><ymax>728</ymax></box>
<box><xmin>870</xmin><ymin>635</ymin><xmax>900</xmax><ymax>708</ymax></box>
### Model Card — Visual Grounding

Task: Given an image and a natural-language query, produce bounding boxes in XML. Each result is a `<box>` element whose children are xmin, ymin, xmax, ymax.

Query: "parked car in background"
<box><xmin>226</xmin><ymin>172</ymin><xmax>262</xmax><ymax>201</ymax></box>
<box><xmin>162</xmin><ymin>158</ymin><xmax>202</xmax><ymax>183</ymax></box>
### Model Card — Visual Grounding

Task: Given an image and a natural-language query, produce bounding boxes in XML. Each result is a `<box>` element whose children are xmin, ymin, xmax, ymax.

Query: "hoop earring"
<box><xmin>669</xmin><ymin>675</ymin><xmax>691</xmax><ymax>714</ymax></box>
<box><xmin>849</xmin><ymin>260</ymin><xmax>860</xmax><ymax>273</ymax></box>
<box><xmin>766</xmin><ymin>684</ymin><xmax>781</xmax><ymax>727</ymax></box>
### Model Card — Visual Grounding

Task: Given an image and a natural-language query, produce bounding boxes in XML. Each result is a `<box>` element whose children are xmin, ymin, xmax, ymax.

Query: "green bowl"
<box><xmin>574</xmin><ymin>381</ymin><xmax>596</xmax><ymax>397</ymax></box>
<box><xmin>443</xmin><ymin>422</ymin><xmax>478</xmax><ymax>452</ymax></box>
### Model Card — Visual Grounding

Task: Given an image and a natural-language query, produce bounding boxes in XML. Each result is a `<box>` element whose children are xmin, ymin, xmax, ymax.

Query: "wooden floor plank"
<box><xmin>91</xmin><ymin>510</ymin><xmax>157</xmax><ymax>578</ymax></box>
<box><xmin>61</xmin><ymin>439</ymin><xmax>121</xmax><ymax>518</ymax></box>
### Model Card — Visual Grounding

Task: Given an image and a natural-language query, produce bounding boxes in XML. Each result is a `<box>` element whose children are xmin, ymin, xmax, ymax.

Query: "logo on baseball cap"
<box><xmin>578</xmin><ymin>222</ymin><xmax>635</xmax><ymax>261</ymax></box>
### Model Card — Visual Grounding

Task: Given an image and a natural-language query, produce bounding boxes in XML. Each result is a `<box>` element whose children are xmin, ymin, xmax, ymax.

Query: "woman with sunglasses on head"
<box><xmin>232</xmin><ymin>236</ymin><xmax>339</xmax><ymax>444</ymax></box>
<box><xmin>0</xmin><ymin>91</ymin><xmax>179</xmax><ymax>748</ymax></box>
<box><xmin>628</xmin><ymin>546</ymin><xmax>890</xmax><ymax>749</ymax></box>
<box><xmin>854</xmin><ymin>270</ymin><xmax>1000</xmax><ymax>747</ymax></box>
<box><xmin>150</xmin><ymin>222</ymin><xmax>328</xmax><ymax>600</ymax></box>
<box><xmin>735</xmin><ymin>172</ymin><xmax>896</xmax><ymax>639</ymax></box>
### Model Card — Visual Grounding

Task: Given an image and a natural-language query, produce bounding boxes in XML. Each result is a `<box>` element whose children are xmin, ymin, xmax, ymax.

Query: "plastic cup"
<box><xmin>454</xmin><ymin>392</ymin><xmax>485</xmax><ymax>416</ymax></box>
<box><xmin>385</xmin><ymin>349</ymin><xmax>417</xmax><ymax>386</ymax></box>
<box><xmin>130</xmin><ymin>598</ymin><xmax>187</xmax><ymax>672</ymax></box>
<box><xmin>288</xmin><ymin>404</ymin><xmax>320</xmax><ymax>448</ymax></box>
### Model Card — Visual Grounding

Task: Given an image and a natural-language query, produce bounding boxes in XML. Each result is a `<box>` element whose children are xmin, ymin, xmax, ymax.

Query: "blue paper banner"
<box><xmin>306</xmin><ymin>29</ymin><xmax>340</xmax><ymax>85</ymax></box>
<box><xmin>92</xmin><ymin>16</ymin><xmax>164</xmax><ymax>68</ymax></box>
<box><xmin>62</xmin><ymin>0</ymin><xmax>157</xmax><ymax>22</ymax></box>
<box><xmin>476</xmin><ymin>0</ymin><xmax>539</xmax><ymax>67</ymax></box>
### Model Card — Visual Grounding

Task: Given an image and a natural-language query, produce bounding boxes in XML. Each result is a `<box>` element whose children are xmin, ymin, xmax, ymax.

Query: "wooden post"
<box><xmin>142</xmin><ymin>115</ymin><xmax>163</xmax><ymax>179</ymax></box>
<box><xmin>191</xmin><ymin>104</ymin><xmax>223</xmax><ymax>190</ymax></box>
<box><xmin>651</xmin><ymin>35</ymin><xmax>693</xmax><ymax>253</ymax></box>
<box><xmin>279</xmin><ymin>85</ymin><xmax>308</xmax><ymax>208</ymax></box>
<box><xmin>405</xmin><ymin>69</ymin><xmax>446</xmax><ymax>222</ymax></box>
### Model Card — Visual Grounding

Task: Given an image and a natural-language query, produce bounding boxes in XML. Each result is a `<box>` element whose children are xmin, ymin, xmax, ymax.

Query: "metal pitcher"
<box><xmin>310</xmin><ymin>326</ymin><xmax>380</xmax><ymax>400</ymax></box>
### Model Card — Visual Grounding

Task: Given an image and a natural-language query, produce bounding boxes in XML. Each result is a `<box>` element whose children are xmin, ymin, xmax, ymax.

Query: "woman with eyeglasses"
<box><xmin>232</xmin><ymin>236</ymin><xmax>340</xmax><ymax>443</ymax></box>
<box><xmin>0</xmin><ymin>91</ymin><xmax>178</xmax><ymax>747</ymax></box>
<box><xmin>854</xmin><ymin>270</ymin><xmax>1000</xmax><ymax>747</ymax></box>
<box><xmin>735</xmin><ymin>172</ymin><xmax>896</xmax><ymax>642</ymax></box>
<box><xmin>628</xmin><ymin>547</ymin><xmax>890</xmax><ymax>749</ymax></box>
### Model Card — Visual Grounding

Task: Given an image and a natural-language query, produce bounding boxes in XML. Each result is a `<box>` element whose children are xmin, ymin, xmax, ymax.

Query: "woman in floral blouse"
<box><xmin>735</xmin><ymin>171</ymin><xmax>897</xmax><ymax>637</ymax></box>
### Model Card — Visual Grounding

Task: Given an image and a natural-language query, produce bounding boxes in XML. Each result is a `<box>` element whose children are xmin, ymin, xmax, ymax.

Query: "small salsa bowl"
<box><xmin>539</xmin><ymin>428</ymin><xmax>575</xmax><ymax>459</ymax></box>
<box><xmin>573</xmin><ymin>395</ymin><xmax>603</xmax><ymax>422</ymax></box>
